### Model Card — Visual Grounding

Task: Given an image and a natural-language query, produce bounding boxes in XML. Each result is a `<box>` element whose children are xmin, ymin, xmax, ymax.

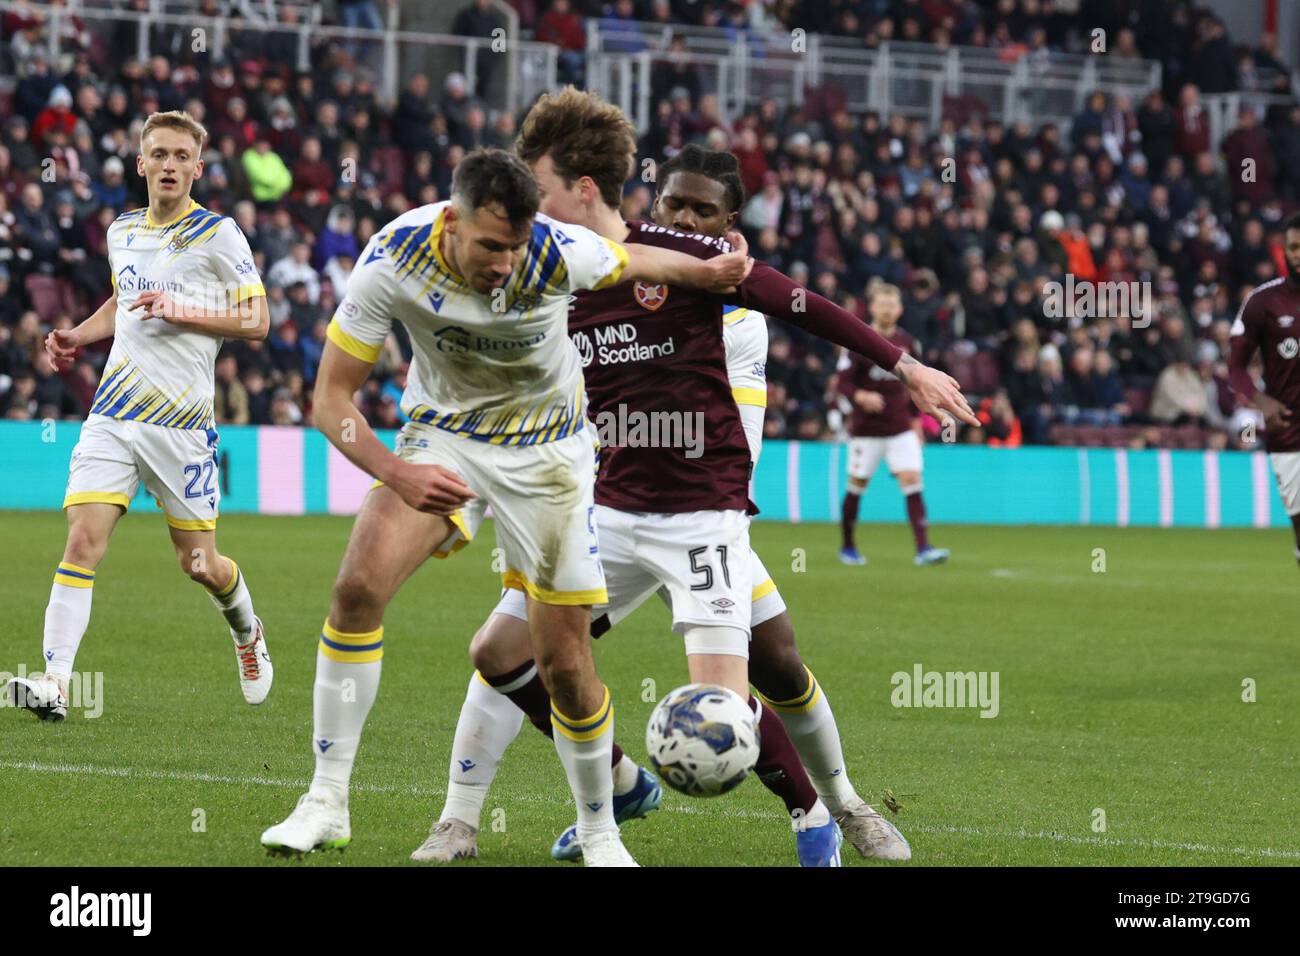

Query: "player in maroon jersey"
<box><xmin>411</xmin><ymin>89</ymin><xmax>976</xmax><ymax>867</ymax></box>
<box><xmin>837</xmin><ymin>283</ymin><xmax>950</xmax><ymax>566</ymax></box>
<box><xmin>1229</xmin><ymin>213</ymin><xmax>1300</xmax><ymax>565</ymax></box>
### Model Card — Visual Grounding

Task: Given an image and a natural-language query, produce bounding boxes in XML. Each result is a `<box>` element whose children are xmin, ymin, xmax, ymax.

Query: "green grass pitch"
<box><xmin>1</xmin><ymin>511</ymin><xmax>1297</xmax><ymax>866</ymax></box>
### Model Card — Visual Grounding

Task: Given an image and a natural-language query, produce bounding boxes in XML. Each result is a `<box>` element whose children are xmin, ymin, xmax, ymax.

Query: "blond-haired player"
<box><xmin>4</xmin><ymin>111</ymin><xmax>273</xmax><ymax>721</ymax></box>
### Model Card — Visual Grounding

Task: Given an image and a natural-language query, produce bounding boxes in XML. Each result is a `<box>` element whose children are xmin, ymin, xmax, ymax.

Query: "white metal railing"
<box><xmin>586</xmin><ymin>19</ymin><xmax>1164</xmax><ymax>133</ymax></box>
<box><xmin>0</xmin><ymin>1</ymin><xmax>556</xmax><ymax>115</ymax></box>
<box><xmin>1204</xmin><ymin>91</ymin><xmax>1298</xmax><ymax>154</ymax></box>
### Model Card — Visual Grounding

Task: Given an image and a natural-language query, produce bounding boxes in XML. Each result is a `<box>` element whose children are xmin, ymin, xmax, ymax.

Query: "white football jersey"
<box><xmin>328</xmin><ymin>201</ymin><xmax>628</xmax><ymax>446</ymax></box>
<box><xmin>91</xmin><ymin>200</ymin><xmax>263</xmax><ymax>430</ymax></box>
<box><xmin>723</xmin><ymin>304</ymin><xmax>768</xmax><ymax>464</ymax></box>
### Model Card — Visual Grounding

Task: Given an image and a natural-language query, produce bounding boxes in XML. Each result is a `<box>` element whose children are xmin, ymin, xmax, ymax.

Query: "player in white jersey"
<box><xmin>4</xmin><ymin>112</ymin><xmax>273</xmax><ymax>722</ymax></box>
<box><xmin>259</xmin><ymin>148</ymin><xmax>751</xmax><ymax>866</ymax></box>
<box><xmin>413</xmin><ymin>132</ymin><xmax>915</xmax><ymax>864</ymax></box>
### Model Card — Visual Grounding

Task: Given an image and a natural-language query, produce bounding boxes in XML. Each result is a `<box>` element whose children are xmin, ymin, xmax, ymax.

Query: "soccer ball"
<box><xmin>645</xmin><ymin>683</ymin><xmax>760</xmax><ymax>797</ymax></box>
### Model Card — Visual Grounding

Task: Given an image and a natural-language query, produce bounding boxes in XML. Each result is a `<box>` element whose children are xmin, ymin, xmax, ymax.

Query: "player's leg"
<box><xmin>167</xmin><ymin>526</ymin><xmax>271</xmax><ymax>704</ymax></box>
<box><xmin>648</xmin><ymin>509</ymin><xmax>841</xmax><ymax>866</ymax></box>
<box><xmin>746</xmin><ymin>553</ymin><xmax>911</xmax><ymax>860</ymax></box>
<box><xmin>262</xmin><ymin>484</ymin><xmax>459</xmax><ymax>854</ymax></box>
<box><xmin>7</xmin><ymin>502</ymin><xmax>125</xmax><ymax>721</ymax></box>
<box><xmin>840</xmin><ymin>437</ymin><xmax>881</xmax><ymax>565</ymax></box>
<box><xmin>1270</xmin><ymin>452</ymin><xmax>1300</xmax><ymax>566</ymax></box>
<box><xmin>890</xmin><ymin>430</ymin><xmax>948</xmax><ymax>566</ymax></box>
<box><xmin>8</xmin><ymin>415</ymin><xmax>136</xmax><ymax>722</ymax></box>
<box><xmin>411</xmin><ymin>600</ymin><xmax>531</xmax><ymax>862</ymax></box>
<box><xmin>487</xmin><ymin>428</ymin><xmax>635</xmax><ymax>866</ymax></box>
<box><xmin>135</xmin><ymin>422</ymin><xmax>272</xmax><ymax>702</ymax></box>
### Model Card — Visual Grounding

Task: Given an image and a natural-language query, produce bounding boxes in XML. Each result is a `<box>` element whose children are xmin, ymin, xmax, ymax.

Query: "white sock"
<box><xmin>551</xmin><ymin>686</ymin><xmax>616</xmax><ymax>839</ymax></box>
<box><xmin>761</xmin><ymin>668</ymin><xmax>859</xmax><ymax>814</ymax></box>
<box><xmin>441</xmin><ymin>671</ymin><xmax>525</xmax><ymax>830</ymax></box>
<box><xmin>612</xmin><ymin>752</ymin><xmax>639</xmax><ymax>796</ymax></box>
<box><xmin>44</xmin><ymin>562</ymin><xmax>96</xmax><ymax>676</ymax></box>
<box><xmin>208</xmin><ymin>558</ymin><xmax>256</xmax><ymax>640</ymax></box>
<box><xmin>309</xmin><ymin>622</ymin><xmax>383</xmax><ymax>807</ymax></box>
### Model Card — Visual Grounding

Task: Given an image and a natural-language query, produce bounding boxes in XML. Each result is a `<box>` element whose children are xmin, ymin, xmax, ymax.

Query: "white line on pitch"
<box><xmin>3</xmin><ymin>759</ymin><xmax>1297</xmax><ymax>861</ymax></box>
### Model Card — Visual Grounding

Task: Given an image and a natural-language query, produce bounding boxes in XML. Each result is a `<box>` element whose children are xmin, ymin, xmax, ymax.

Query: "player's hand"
<box><xmin>44</xmin><ymin>328</ymin><xmax>81</xmax><ymax>372</ymax></box>
<box><xmin>854</xmin><ymin>389</ymin><xmax>886</xmax><ymax>413</ymax></box>
<box><xmin>702</xmin><ymin>231</ymin><xmax>753</xmax><ymax>293</ymax></box>
<box><xmin>1258</xmin><ymin>393</ymin><xmax>1293</xmax><ymax>432</ymax></box>
<box><xmin>134</xmin><ymin>290</ymin><xmax>183</xmax><ymax>324</ymax></box>
<box><xmin>895</xmin><ymin>357</ymin><xmax>980</xmax><ymax>428</ymax></box>
<box><xmin>388</xmin><ymin>461</ymin><xmax>476</xmax><ymax>515</ymax></box>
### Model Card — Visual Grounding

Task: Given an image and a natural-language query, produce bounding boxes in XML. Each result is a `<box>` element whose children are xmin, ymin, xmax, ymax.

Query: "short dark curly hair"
<box><xmin>656</xmin><ymin>144</ymin><xmax>746</xmax><ymax>214</ymax></box>
<box><xmin>451</xmin><ymin>148</ymin><xmax>540</xmax><ymax>229</ymax></box>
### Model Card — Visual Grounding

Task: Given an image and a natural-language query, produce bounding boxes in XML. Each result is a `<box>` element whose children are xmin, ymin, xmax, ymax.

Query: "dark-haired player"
<box><xmin>413</xmin><ymin>91</ymin><xmax>975</xmax><ymax>866</ymax></box>
<box><xmin>259</xmin><ymin>147</ymin><xmax>753</xmax><ymax>867</ymax></box>
<box><xmin>838</xmin><ymin>283</ymin><xmax>949</xmax><ymax>567</ymax></box>
<box><xmin>1229</xmin><ymin>213</ymin><xmax>1300</xmax><ymax>565</ymax></box>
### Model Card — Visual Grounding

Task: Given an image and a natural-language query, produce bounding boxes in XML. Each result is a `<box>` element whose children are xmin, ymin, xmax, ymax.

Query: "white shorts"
<box><xmin>847</xmin><ymin>430</ymin><xmax>923</xmax><ymax>481</ymax></box>
<box><xmin>490</xmin><ymin>506</ymin><xmax>752</xmax><ymax>655</ymax></box>
<box><xmin>393</xmin><ymin>420</ymin><xmax>606</xmax><ymax>605</ymax></box>
<box><xmin>1271</xmin><ymin>451</ymin><xmax>1300</xmax><ymax>516</ymax></box>
<box><xmin>64</xmin><ymin>414</ymin><xmax>221</xmax><ymax>530</ymax></box>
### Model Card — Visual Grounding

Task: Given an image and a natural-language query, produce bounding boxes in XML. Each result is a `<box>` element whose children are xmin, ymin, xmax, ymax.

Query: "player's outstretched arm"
<box><xmin>45</xmin><ymin>293</ymin><xmax>117</xmax><ymax>371</ymax></box>
<box><xmin>738</xmin><ymin>261</ymin><xmax>980</xmax><ymax>428</ymax></box>
<box><xmin>313</xmin><ymin>341</ymin><xmax>475</xmax><ymax>515</ymax></box>
<box><xmin>622</xmin><ymin>235</ymin><xmax>753</xmax><ymax>293</ymax></box>
<box><xmin>133</xmin><ymin>290</ymin><xmax>270</xmax><ymax>340</ymax></box>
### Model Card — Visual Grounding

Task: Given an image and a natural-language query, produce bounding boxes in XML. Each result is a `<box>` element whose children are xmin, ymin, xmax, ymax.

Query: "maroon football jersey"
<box><xmin>838</xmin><ymin>327</ymin><xmax>919</xmax><ymax>437</ymax></box>
<box><xmin>1229</xmin><ymin>276</ymin><xmax>1300</xmax><ymax>452</ymax></box>
<box><xmin>572</xmin><ymin>222</ymin><xmax>751</xmax><ymax>514</ymax></box>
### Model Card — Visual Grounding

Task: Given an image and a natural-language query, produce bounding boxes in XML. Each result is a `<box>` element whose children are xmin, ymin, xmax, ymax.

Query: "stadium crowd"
<box><xmin>1</xmin><ymin>0</ymin><xmax>1296</xmax><ymax>451</ymax></box>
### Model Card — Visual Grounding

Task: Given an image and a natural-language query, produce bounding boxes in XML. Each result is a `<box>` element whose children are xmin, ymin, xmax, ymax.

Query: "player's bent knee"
<box><xmin>749</xmin><ymin>617</ymin><xmax>806</xmax><ymax>700</ymax></box>
<box><xmin>331</xmin><ymin>570</ymin><xmax>386</xmax><ymax>622</ymax></box>
<box><xmin>469</xmin><ymin>614</ymin><xmax>532</xmax><ymax>674</ymax></box>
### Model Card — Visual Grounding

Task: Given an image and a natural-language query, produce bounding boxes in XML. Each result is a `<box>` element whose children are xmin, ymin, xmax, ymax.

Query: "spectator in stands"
<box><xmin>242</xmin><ymin>136</ymin><xmax>293</xmax><ymax>204</ymax></box>
<box><xmin>1221</xmin><ymin>107</ymin><xmax>1276</xmax><ymax>206</ymax></box>
<box><xmin>1150</xmin><ymin>343</ymin><xmax>1206</xmax><ymax>425</ymax></box>
<box><xmin>537</xmin><ymin>0</ymin><xmax>587</xmax><ymax>87</ymax></box>
<box><xmin>452</xmin><ymin>0</ymin><xmax>505</xmax><ymax>97</ymax></box>
<box><xmin>269</xmin><ymin>241</ymin><xmax>320</xmax><ymax>305</ymax></box>
<box><xmin>214</xmin><ymin>353</ymin><xmax>250</xmax><ymax>425</ymax></box>
<box><xmin>394</xmin><ymin>73</ymin><xmax>436</xmax><ymax>152</ymax></box>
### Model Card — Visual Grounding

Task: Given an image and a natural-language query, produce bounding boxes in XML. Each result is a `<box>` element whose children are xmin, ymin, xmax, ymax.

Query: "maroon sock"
<box><xmin>905</xmin><ymin>489</ymin><xmax>931</xmax><ymax>552</ymax></box>
<box><xmin>750</xmin><ymin>697</ymin><xmax>818</xmax><ymax>816</ymax></box>
<box><xmin>485</xmin><ymin>661</ymin><xmax>624</xmax><ymax>766</ymax></box>
<box><xmin>841</xmin><ymin>491</ymin><xmax>861</xmax><ymax>550</ymax></box>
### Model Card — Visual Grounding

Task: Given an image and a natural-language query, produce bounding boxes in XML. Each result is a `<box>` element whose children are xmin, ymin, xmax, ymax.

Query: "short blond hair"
<box><xmin>140</xmin><ymin>110</ymin><xmax>207</xmax><ymax>151</ymax></box>
<box><xmin>871</xmin><ymin>282</ymin><xmax>901</xmax><ymax>301</ymax></box>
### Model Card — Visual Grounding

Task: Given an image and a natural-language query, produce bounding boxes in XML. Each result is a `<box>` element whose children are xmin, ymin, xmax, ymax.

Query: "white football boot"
<box><xmin>6</xmin><ymin>673</ymin><xmax>68</xmax><ymax>722</ymax></box>
<box><xmin>410</xmin><ymin>818</ymin><xmax>478</xmax><ymax>862</ymax></box>
<box><xmin>234</xmin><ymin>617</ymin><xmax>272</xmax><ymax>705</ymax></box>
<box><xmin>834</xmin><ymin>799</ymin><xmax>912</xmax><ymax>860</ymax></box>
<box><xmin>261</xmin><ymin>793</ymin><xmax>351</xmax><ymax>855</ymax></box>
<box><xmin>579</xmin><ymin>829</ymin><xmax>638</xmax><ymax>867</ymax></box>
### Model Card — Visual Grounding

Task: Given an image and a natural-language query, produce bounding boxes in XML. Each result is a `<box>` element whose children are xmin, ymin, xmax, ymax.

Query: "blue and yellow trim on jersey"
<box><xmin>724</xmin><ymin>305</ymin><xmax>767</xmax><ymax>407</ymax></box>
<box><xmin>160</xmin><ymin>205</ymin><xmax>225</xmax><ymax>261</ymax></box>
<box><xmin>319</xmin><ymin>621</ymin><xmax>384</xmax><ymax>664</ymax></box>
<box><xmin>551</xmin><ymin>685</ymin><xmax>613</xmax><ymax>742</ymax></box>
<box><xmin>90</xmin><ymin>359</ymin><xmax>215</xmax><ymax>430</ymax></box>
<box><xmin>756</xmin><ymin>666</ymin><xmax>822</xmax><ymax>715</ymax></box>
<box><xmin>723</xmin><ymin>304</ymin><xmax>750</xmax><ymax>326</ymax></box>
<box><xmin>502</xmin><ymin>568</ymin><xmax>608</xmax><ymax>607</ymax></box>
<box><xmin>326</xmin><ymin>318</ymin><xmax>383</xmax><ymax>364</ymax></box>
<box><xmin>402</xmin><ymin>381</ymin><xmax>587</xmax><ymax>447</ymax></box>
<box><xmin>52</xmin><ymin>562</ymin><xmax>95</xmax><ymax>589</ymax></box>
